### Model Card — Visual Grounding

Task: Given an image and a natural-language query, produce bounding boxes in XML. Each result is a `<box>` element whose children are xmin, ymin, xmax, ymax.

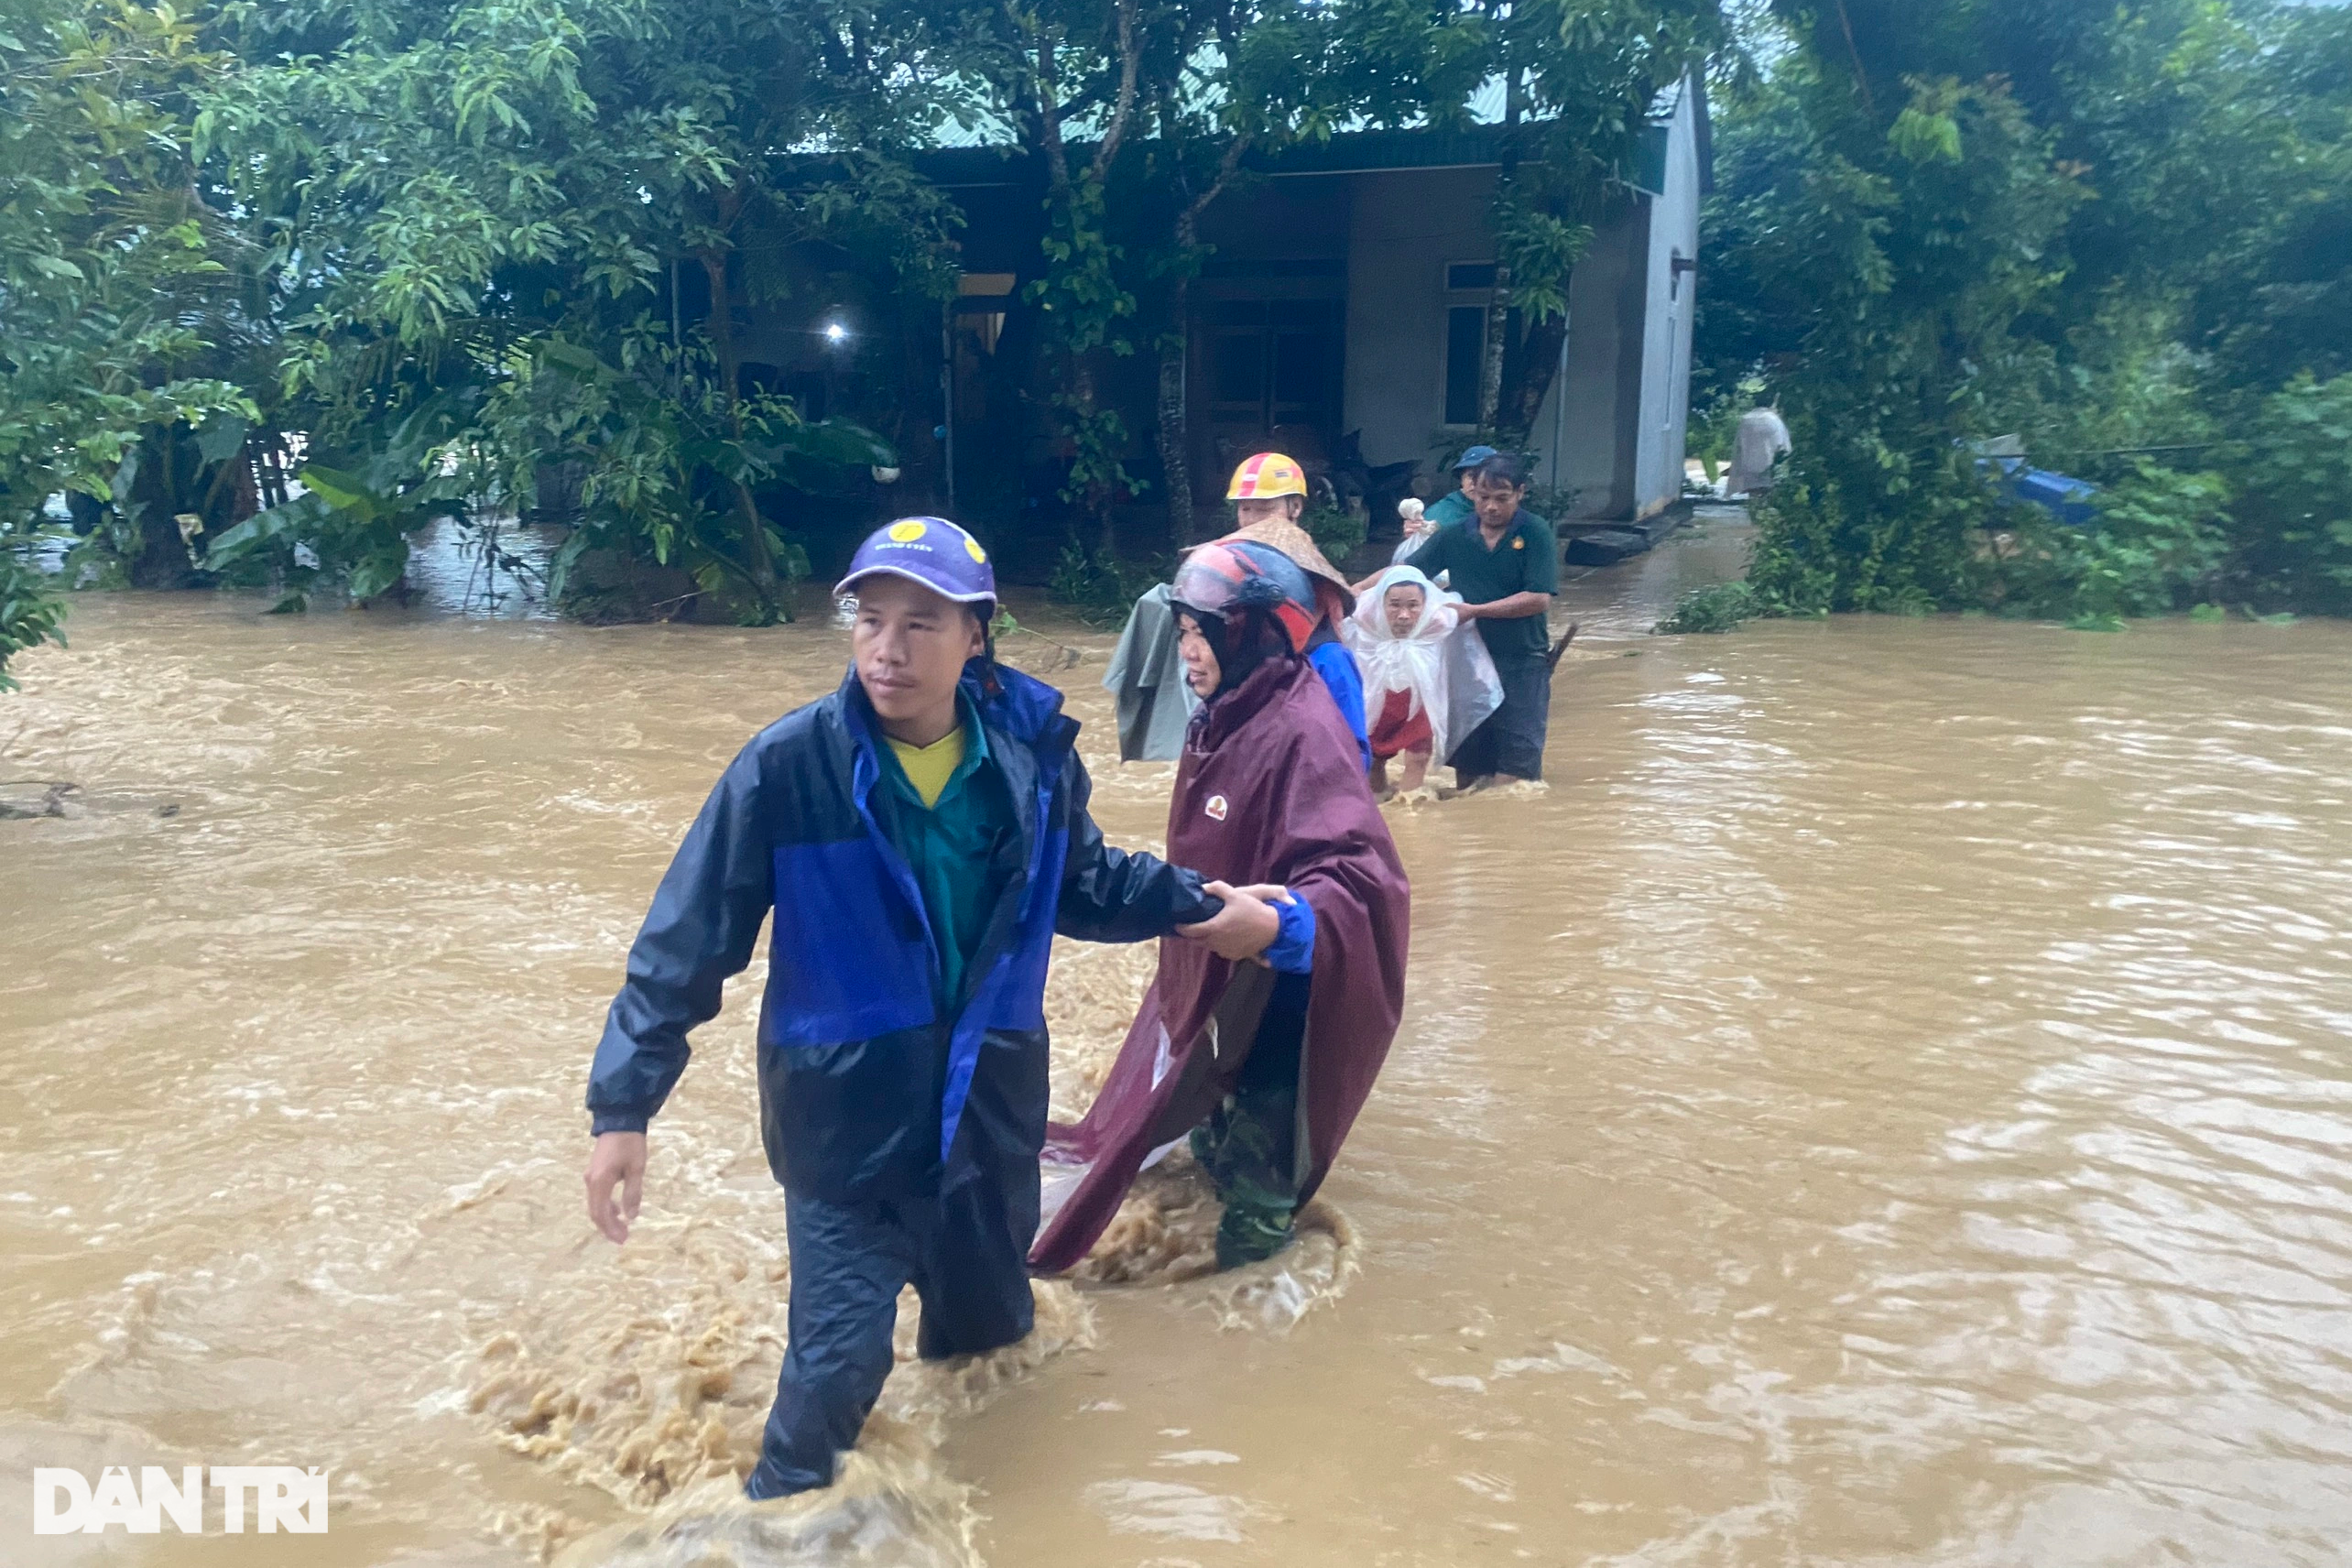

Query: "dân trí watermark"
<box><xmin>32</xmin><ymin>1466</ymin><xmax>328</xmax><ymax>1534</ymax></box>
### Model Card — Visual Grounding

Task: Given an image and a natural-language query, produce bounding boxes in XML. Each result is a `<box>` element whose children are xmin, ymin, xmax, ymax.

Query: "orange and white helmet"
<box><xmin>1225</xmin><ymin>452</ymin><xmax>1308</xmax><ymax>501</ymax></box>
<box><xmin>1171</xmin><ymin>540</ymin><xmax>1319</xmax><ymax>654</ymax></box>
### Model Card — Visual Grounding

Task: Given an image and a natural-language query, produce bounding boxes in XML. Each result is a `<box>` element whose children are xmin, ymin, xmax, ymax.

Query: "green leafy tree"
<box><xmin>1973</xmin><ymin>461</ymin><xmax>2230</xmax><ymax>626</ymax></box>
<box><xmin>980</xmin><ymin>0</ymin><xmax>1151</xmax><ymax>543</ymax></box>
<box><xmin>0</xmin><ymin>0</ymin><xmax>255</xmax><ymax>686</ymax></box>
<box><xmin>200</xmin><ymin>0</ymin><xmax>956</xmax><ymax>619</ymax></box>
<box><xmin>1472</xmin><ymin>0</ymin><xmax>1726</xmax><ymax>446</ymax></box>
<box><xmin>2229</xmin><ymin>374</ymin><xmax>2352</xmax><ymax>615</ymax></box>
<box><xmin>1704</xmin><ymin>0</ymin><xmax>2352</xmax><ymax>620</ymax></box>
<box><xmin>1735</xmin><ymin>56</ymin><xmax>2087</xmax><ymax>613</ymax></box>
<box><xmin>975</xmin><ymin>0</ymin><xmax>1718</xmax><ymax>550</ymax></box>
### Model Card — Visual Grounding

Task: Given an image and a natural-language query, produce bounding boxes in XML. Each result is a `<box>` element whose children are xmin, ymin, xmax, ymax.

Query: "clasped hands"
<box><xmin>1175</xmin><ymin>880</ymin><xmax>1294</xmax><ymax>964</ymax></box>
<box><xmin>588</xmin><ymin>878</ymin><xmax>1295</xmax><ymax>1244</ymax></box>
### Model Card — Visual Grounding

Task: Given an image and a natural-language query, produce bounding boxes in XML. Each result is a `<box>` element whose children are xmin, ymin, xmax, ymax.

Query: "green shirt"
<box><xmin>1403</xmin><ymin>508</ymin><xmax>1559</xmax><ymax>663</ymax></box>
<box><xmin>873</xmin><ymin>696</ymin><xmax>1018</xmax><ymax>1013</ymax></box>
<box><xmin>1425</xmin><ymin>489</ymin><xmax>1476</xmax><ymax>528</ymax></box>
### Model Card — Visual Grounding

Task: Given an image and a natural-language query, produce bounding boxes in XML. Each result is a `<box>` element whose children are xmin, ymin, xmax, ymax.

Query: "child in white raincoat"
<box><xmin>1342</xmin><ymin>564</ymin><xmax>1502</xmax><ymax>795</ymax></box>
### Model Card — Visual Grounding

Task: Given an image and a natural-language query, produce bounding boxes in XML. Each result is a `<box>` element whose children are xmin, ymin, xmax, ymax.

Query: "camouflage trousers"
<box><xmin>1190</xmin><ymin>973</ymin><xmax>1310</xmax><ymax>1269</ymax></box>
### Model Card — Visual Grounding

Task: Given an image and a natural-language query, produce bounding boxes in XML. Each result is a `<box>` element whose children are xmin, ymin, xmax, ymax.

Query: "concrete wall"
<box><xmin>1535</xmin><ymin>81</ymin><xmax>1704</xmax><ymax>522</ymax></box>
<box><xmin>1190</xmin><ymin>90</ymin><xmax>1704</xmax><ymax>521</ymax></box>
<box><xmin>1631</xmin><ymin>85</ymin><xmax>1702</xmax><ymax>519</ymax></box>
<box><xmin>1338</xmin><ymin>160</ymin><xmax>1659</xmax><ymax>518</ymax></box>
<box><xmin>1331</xmin><ymin>157</ymin><xmax>1680</xmax><ymax>522</ymax></box>
<box><xmin>1340</xmin><ymin>166</ymin><xmax>1501</xmax><ymax>474</ymax></box>
<box><xmin>1201</xmin><ymin>175</ymin><xmax>1353</xmax><ymax>261</ymax></box>
<box><xmin>1541</xmin><ymin>203</ymin><xmax>1646</xmax><ymax>518</ymax></box>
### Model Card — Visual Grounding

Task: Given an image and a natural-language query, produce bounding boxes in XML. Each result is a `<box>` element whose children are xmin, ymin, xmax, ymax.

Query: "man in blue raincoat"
<box><xmin>580</xmin><ymin>517</ymin><xmax>1281</xmax><ymax>1500</ymax></box>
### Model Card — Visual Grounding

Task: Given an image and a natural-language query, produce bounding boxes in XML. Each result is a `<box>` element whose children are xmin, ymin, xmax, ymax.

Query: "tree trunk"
<box><xmin>1013</xmin><ymin>0</ymin><xmax>1144</xmax><ymax>556</ymax></box>
<box><xmin>1069</xmin><ymin>355</ymin><xmax>1116</xmax><ymax>557</ymax></box>
<box><xmin>1156</xmin><ymin>134</ymin><xmax>1247</xmax><ymax>546</ymax></box>
<box><xmin>1500</xmin><ymin>311</ymin><xmax>1570</xmax><ymax>449</ymax></box>
<box><xmin>125</xmin><ymin>425</ymin><xmax>202</xmax><ymax>589</ymax></box>
<box><xmin>699</xmin><ymin>241</ymin><xmax>780</xmax><ymax>619</ymax></box>
<box><xmin>1477</xmin><ymin>266</ymin><xmax>1513</xmax><ymax>437</ymax></box>
<box><xmin>1477</xmin><ymin>47</ymin><xmax>1525</xmax><ymax>440</ymax></box>
<box><xmin>1156</xmin><ymin>272</ymin><xmax>1193</xmax><ymax>543</ymax></box>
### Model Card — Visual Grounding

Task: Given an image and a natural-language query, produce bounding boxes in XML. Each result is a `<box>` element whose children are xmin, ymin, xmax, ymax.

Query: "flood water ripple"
<box><xmin>4</xmin><ymin>544</ymin><xmax>2350</xmax><ymax>1564</ymax></box>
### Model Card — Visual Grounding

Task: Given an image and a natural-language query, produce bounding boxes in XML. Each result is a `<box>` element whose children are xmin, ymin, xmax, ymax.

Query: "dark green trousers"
<box><xmin>1190</xmin><ymin>972</ymin><xmax>1310</xmax><ymax>1268</ymax></box>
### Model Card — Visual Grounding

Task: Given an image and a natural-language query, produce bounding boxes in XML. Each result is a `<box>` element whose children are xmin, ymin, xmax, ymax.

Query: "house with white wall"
<box><xmin>1306</xmin><ymin>75</ymin><xmax>1709</xmax><ymax>526</ymax></box>
<box><xmin>768</xmin><ymin>76</ymin><xmax>1713</xmax><ymax>565</ymax></box>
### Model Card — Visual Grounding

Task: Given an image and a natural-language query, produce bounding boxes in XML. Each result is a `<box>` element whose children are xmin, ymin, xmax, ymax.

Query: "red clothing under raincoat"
<box><xmin>1029</xmin><ymin>654</ymin><xmax>1410</xmax><ymax>1272</ymax></box>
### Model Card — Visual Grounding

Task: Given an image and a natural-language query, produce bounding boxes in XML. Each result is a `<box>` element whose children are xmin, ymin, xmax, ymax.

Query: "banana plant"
<box><xmin>204</xmin><ymin>394</ymin><xmax>471</xmax><ymax>611</ymax></box>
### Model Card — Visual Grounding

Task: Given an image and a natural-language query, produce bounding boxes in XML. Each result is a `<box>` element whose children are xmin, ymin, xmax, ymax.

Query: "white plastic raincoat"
<box><xmin>1340</xmin><ymin>565</ymin><xmax>1503</xmax><ymax>766</ymax></box>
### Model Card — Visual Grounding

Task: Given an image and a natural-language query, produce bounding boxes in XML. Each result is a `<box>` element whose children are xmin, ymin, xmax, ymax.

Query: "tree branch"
<box><xmin>1053</xmin><ymin>84</ymin><xmax>1109</xmax><ymax>125</ymax></box>
<box><xmin>1179</xmin><ymin>129</ymin><xmax>1252</xmax><ymax>242</ymax></box>
<box><xmin>1214</xmin><ymin>5</ymin><xmax>1241</xmax><ymax>66</ymax></box>
<box><xmin>1088</xmin><ymin>0</ymin><xmax>1142</xmax><ymax>183</ymax></box>
<box><xmin>1006</xmin><ymin>0</ymin><xmax>1073</xmax><ymax>196</ymax></box>
<box><xmin>1832</xmin><ymin>0</ymin><xmax>1876</xmax><ymax>117</ymax></box>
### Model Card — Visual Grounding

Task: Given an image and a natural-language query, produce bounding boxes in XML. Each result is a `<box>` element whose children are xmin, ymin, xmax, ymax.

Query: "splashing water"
<box><xmin>12</xmin><ymin>532</ymin><xmax>2352</xmax><ymax>1567</ymax></box>
<box><xmin>462</xmin><ymin>927</ymin><xmax>1342</xmax><ymax>1563</ymax></box>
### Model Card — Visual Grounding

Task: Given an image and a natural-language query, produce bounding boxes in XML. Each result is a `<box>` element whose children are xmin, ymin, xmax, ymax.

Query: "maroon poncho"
<box><xmin>1030</xmin><ymin>655</ymin><xmax>1410</xmax><ymax>1273</ymax></box>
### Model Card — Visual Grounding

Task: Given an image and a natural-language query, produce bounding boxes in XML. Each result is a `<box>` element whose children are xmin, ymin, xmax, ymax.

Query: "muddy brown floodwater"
<box><xmin>5</xmin><ymin>517</ymin><xmax>2352</xmax><ymax>1566</ymax></box>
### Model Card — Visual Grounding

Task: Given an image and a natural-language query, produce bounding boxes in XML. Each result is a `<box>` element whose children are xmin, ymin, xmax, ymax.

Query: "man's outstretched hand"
<box><xmin>1178</xmin><ymin>879</ymin><xmax>1288</xmax><ymax>962</ymax></box>
<box><xmin>585</xmin><ymin>1130</ymin><xmax>647</xmax><ymax>1244</ymax></box>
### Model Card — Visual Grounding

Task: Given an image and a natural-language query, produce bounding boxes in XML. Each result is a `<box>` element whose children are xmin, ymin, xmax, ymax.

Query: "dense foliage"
<box><xmin>20</xmin><ymin>0</ymin><xmax>2342</xmax><ymax>684</ymax></box>
<box><xmin>1698</xmin><ymin>0</ymin><xmax>2352</xmax><ymax>623</ymax></box>
<box><xmin>2</xmin><ymin>0</ymin><xmax>1724</xmax><ymax>682</ymax></box>
<box><xmin>0</xmin><ymin>0</ymin><xmax>255</xmax><ymax>683</ymax></box>
<box><xmin>196</xmin><ymin>0</ymin><xmax>953</xmax><ymax>623</ymax></box>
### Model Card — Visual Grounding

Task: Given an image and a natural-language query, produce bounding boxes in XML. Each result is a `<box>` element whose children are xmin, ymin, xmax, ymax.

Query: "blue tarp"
<box><xmin>1976</xmin><ymin>454</ymin><xmax>2100</xmax><ymax>527</ymax></box>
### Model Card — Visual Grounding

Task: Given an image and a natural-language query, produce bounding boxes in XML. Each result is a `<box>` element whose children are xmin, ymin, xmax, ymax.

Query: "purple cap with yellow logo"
<box><xmin>834</xmin><ymin>517</ymin><xmax>996</xmax><ymax>604</ymax></box>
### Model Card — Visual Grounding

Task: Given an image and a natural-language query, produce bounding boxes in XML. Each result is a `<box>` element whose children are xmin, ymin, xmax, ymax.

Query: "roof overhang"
<box><xmin>916</xmin><ymin>80</ymin><xmax>1713</xmax><ymax>194</ymax></box>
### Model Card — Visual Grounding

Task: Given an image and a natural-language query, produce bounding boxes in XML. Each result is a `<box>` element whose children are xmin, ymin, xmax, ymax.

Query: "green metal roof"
<box><xmin>1247</xmin><ymin>126</ymin><xmax>1517</xmax><ymax>176</ymax></box>
<box><xmin>915</xmin><ymin>76</ymin><xmax>1711</xmax><ymax>194</ymax></box>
